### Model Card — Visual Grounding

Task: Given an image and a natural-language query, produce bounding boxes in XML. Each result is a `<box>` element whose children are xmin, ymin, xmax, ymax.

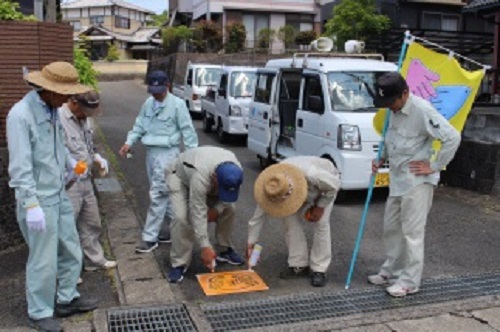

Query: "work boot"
<box><xmin>216</xmin><ymin>247</ymin><xmax>245</xmax><ymax>265</ymax></box>
<box><xmin>28</xmin><ymin>317</ymin><xmax>62</xmax><ymax>331</ymax></box>
<box><xmin>279</xmin><ymin>266</ymin><xmax>310</xmax><ymax>279</ymax></box>
<box><xmin>55</xmin><ymin>297</ymin><xmax>98</xmax><ymax>317</ymax></box>
<box><xmin>311</xmin><ymin>272</ymin><xmax>327</xmax><ymax>287</ymax></box>
<box><xmin>135</xmin><ymin>241</ymin><xmax>158</xmax><ymax>253</ymax></box>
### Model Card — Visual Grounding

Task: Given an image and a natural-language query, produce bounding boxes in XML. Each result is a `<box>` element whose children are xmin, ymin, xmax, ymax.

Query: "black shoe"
<box><xmin>135</xmin><ymin>241</ymin><xmax>158</xmax><ymax>253</ymax></box>
<box><xmin>311</xmin><ymin>272</ymin><xmax>327</xmax><ymax>287</ymax></box>
<box><xmin>55</xmin><ymin>297</ymin><xmax>98</xmax><ymax>317</ymax></box>
<box><xmin>28</xmin><ymin>317</ymin><xmax>62</xmax><ymax>331</ymax></box>
<box><xmin>279</xmin><ymin>266</ymin><xmax>310</xmax><ymax>279</ymax></box>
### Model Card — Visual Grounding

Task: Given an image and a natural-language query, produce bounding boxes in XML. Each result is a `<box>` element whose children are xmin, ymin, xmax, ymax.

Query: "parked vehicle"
<box><xmin>247</xmin><ymin>53</ymin><xmax>397</xmax><ymax>190</ymax></box>
<box><xmin>172</xmin><ymin>63</ymin><xmax>222</xmax><ymax>114</ymax></box>
<box><xmin>202</xmin><ymin>66</ymin><xmax>257</xmax><ymax>143</ymax></box>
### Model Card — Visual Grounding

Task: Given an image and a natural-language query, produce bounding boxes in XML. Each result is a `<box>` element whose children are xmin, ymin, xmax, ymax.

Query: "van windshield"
<box><xmin>327</xmin><ymin>71</ymin><xmax>384</xmax><ymax>112</ymax></box>
<box><xmin>230</xmin><ymin>71</ymin><xmax>256</xmax><ymax>97</ymax></box>
<box><xmin>195</xmin><ymin>68</ymin><xmax>221</xmax><ymax>87</ymax></box>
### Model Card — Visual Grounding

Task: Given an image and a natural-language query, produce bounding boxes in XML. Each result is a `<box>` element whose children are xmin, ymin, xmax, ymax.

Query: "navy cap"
<box><xmin>374</xmin><ymin>72</ymin><xmax>408</xmax><ymax>108</ymax></box>
<box><xmin>215</xmin><ymin>162</ymin><xmax>243</xmax><ymax>203</ymax></box>
<box><xmin>147</xmin><ymin>70</ymin><xmax>169</xmax><ymax>94</ymax></box>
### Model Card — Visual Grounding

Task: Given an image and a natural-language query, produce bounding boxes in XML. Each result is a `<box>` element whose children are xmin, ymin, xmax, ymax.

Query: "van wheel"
<box><xmin>217</xmin><ymin>122</ymin><xmax>228</xmax><ymax>143</ymax></box>
<box><xmin>202</xmin><ymin>111</ymin><xmax>212</xmax><ymax>133</ymax></box>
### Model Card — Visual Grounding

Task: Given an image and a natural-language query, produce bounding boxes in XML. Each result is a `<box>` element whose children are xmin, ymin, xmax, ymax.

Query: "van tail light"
<box><xmin>192</xmin><ymin>94</ymin><xmax>200</xmax><ymax>100</ymax></box>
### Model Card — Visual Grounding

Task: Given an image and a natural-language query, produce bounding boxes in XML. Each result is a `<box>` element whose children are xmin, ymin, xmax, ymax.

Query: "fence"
<box><xmin>0</xmin><ymin>21</ymin><xmax>73</xmax><ymax>251</ymax></box>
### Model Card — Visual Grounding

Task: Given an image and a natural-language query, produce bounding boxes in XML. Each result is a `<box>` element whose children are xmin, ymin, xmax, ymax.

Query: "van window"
<box><xmin>302</xmin><ymin>75</ymin><xmax>324</xmax><ymax>114</ymax></box>
<box><xmin>187</xmin><ymin>68</ymin><xmax>193</xmax><ymax>86</ymax></box>
<box><xmin>254</xmin><ymin>73</ymin><xmax>275</xmax><ymax>104</ymax></box>
<box><xmin>195</xmin><ymin>68</ymin><xmax>221</xmax><ymax>87</ymax></box>
<box><xmin>230</xmin><ymin>71</ymin><xmax>256</xmax><ymax>97</ymax></box>
<box><xmin>327</xmin><ymin>72</ymin><xmax>382</xmax><ymax>112</ymax></box>
<box><xmin>219</xmin><ymin>73</ymin><xmax>228</xmax><ymax>91</ymax></box>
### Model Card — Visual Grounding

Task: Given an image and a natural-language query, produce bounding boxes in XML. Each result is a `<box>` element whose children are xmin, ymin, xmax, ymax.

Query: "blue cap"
<box><xmin>147</xmin><ymin>70</ymin><xmax>169</xmax><ymax>94</ymax></box>
<box><xmin>215</xmin><ymin>162</ymin><xmax>243</xmax><ymax>203</ymax></box>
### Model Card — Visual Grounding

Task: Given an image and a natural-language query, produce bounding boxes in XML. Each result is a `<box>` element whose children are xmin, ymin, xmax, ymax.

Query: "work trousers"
<box><xmin>283</xmin><ymin>201</ymin><xmax>334</xmax><ymax>273</ymax></box>
<box><xmin>379</xmin><ymin>183</ymin><xmax>434</xmax><ymax>288</ymax></box>
<box><xmin>66</xmin><ymin>177</ymin><xmax>106</xmax><ymax>267</ymax></box>
<box><xmin>16</xmin><ymin>195</ymin><xmax>82</xmax><ymax>320</ymax></box>
<box><xmin>168</xmin><ymin>172</ymin><xmax>234</xmax><ymax>268</ymax></box>
<box><xmin>142</xmin><ymin>147</ymin><xmax>179</xmax><ymax>242</ymax></box>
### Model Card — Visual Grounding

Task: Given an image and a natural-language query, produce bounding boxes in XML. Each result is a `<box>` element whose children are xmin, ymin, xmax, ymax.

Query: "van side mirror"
<box><xmin>218</xmin><ymin>88</ymin><xmax>226</xmax><ymax>98</ymax></box>
<box><xmin>308</xmin><ymin>95</ymin><xmax>324</xmax><ymax>113</ymax></box>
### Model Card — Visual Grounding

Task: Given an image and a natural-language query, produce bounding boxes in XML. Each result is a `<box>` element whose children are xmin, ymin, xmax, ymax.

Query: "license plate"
<box><xmin>374</xmin><ymin>172</ymin><xmax>390</xmax><ymax>187</ymax></box>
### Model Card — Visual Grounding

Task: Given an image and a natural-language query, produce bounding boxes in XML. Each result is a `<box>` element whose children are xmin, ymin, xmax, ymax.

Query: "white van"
<box><xmin>172</xmin><ymin>63</ymin><xmax>222</xmax><ymax>114</ymax></box>
<box><xmin>247</xmin><ymin>53</ymin><xmax>397</xmax><ymax>190</ymax></box>
<box><xmin>202</xmin><ymin>66</ymin><xmax>257</xmax><ymax>143</ymax></box>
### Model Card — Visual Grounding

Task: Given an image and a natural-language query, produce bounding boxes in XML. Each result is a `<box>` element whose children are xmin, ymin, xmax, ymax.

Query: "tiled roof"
<box><xmin>62</xmin><ymin>0</ymin><xmax>155</xmax><ymax>14</ymax></box>
<box><xmin>463</xmin><ymin>0</ymin><xmax>500</xmax><ymax>10</ymax></box>
<box><xmin>78</xmin><ymin>25</ymin><xmax>160</xmax><ymax>44</ymax></box>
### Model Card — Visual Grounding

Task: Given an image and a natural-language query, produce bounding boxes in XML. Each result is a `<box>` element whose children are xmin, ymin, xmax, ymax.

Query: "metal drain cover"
<box><xmin>94</xmin><ymin>178</ymin><xmax>122</xmax><ymax>193</ymax></box>
<box><xmin>202</xmin><ymin>272</ymin><xmax>500</xmax><ymax>331</ymax></box>
<box><xmin>108</xmin><ymin>304</ymin><xmax>196</xmax><ymax>332</ymax></box>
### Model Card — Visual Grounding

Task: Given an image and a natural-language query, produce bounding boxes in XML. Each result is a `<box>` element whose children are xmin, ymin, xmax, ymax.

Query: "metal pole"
<box><xmin>344</xmin><ymin>31</ymin><xmax>412</xmax><ymax>290</ymax></box>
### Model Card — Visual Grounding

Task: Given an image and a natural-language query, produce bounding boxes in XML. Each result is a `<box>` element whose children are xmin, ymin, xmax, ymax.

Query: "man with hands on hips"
<box><xmin>369</xmin><ymin>72</ymin><xmax>460</xmax><ymax>297</ymax></box>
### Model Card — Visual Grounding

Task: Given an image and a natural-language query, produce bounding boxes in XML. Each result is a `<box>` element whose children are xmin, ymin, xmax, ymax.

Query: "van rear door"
<box><xmin>248</xmin><ymin>69</ymin><xmax>276</xmax><ymax>159</ymax></box>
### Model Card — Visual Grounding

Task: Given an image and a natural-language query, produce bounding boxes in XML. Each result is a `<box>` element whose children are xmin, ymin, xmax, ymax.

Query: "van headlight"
<box><xmin>338</xmin><ymin>124</ymin><xmax>361</xmax><ymax>151</ymax></box>
<box><xmin>230</xmin><ymin>105</ymin><xmax>242</xmax><ymax>116</ymax></box>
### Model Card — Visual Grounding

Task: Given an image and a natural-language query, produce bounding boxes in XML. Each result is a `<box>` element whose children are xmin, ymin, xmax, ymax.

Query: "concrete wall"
<box><xmin>94</xmin><ymin>60</ymin><xmax>148</xmax><ymax>81</ymax></box>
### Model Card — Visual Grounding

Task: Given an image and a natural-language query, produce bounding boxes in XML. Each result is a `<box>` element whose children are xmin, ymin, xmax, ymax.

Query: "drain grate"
<box><xmin>108</xmin><ymin>304</ymin><xmax>196</xmax><ymax>332</ymax></box>
<box><xmin>202</xmin><ymin>272</ymin><xmax>500</xmax><ymax>331</ymax></box>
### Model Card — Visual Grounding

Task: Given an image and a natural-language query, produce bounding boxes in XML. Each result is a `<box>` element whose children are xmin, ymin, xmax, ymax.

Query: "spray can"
<box><xmin>248</xmin><ymin>244</ymin><xmax>263</xmax><ymax>270</ymax></box>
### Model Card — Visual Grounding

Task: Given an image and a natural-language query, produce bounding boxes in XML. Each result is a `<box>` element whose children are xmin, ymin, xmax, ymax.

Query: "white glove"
<box><xmin>94</xmin><ymin>153</ymin><xmax>109</xmax><ymax>175</ymax></box>
<box><xmin>26</xmin><ymin>206</ymin><xmax>45</xmax><ymax>232</ymax></box>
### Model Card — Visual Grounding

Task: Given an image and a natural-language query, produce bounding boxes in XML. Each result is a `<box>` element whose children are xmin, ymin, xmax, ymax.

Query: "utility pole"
<box><xmin>207</xmin><ymin>0</ymin><xmax>211</xmax><ymax>21</ymax></box>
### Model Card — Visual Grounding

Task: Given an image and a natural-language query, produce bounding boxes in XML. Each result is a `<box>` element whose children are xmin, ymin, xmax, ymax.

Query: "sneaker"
<box><xmin>77</xmin><ymin>277</ymin><xmax>83</xmax><ymax>285</ymax></box>
<box><xmin>386</xmin><ymin>283</ymin><xmax>419</xmax><ymax>297</ymax></box>
<box><xmin>311</xmin><ymin>272</ymin><xmax>327</xmax><ymax>287</ymax></box>
<box><xmin>158</xmin><ymin>235</ymin><xmax>171</xmax><ymax>244</ymax></box>
<box><xmin>279</xmin><ymin>266</ymin><xmax>310</xmax><ymax>279</ymax></box>
<box><xmin>216</xmin><ymin>247</ymin><xmax>245</xmax><ymax>266</ymax></box>
<box><xmin>368</xmin><ymin>273</ymin><xmax>397</xmax><ymax>286</ymax></box>
<box><xmin>84</xmin><ymin>260</ymin><xmax>117</xmax><ymax>272</ymax></box>
<box><xmin>168</xmin><ymin>266</ymin><xmax>188</xmax><ymax>283</ymax></box>
<box><xmin>55</xmin><ymin>297</ymin><xmax>98</xmax><ymax>317</ymax></box>
<box><xmin>28</xmin><ymin>317</ymin><xmax>62</xmax><ymax>332</ymax></box>
<box><xmin>135</xmin><ymin>241</ymin><xmax>158</xmax><ymax>253</ymax></box>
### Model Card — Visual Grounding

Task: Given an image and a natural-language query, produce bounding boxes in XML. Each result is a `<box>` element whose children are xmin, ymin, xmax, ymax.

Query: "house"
<box><xmin>61</xmin><ymin>0</ymin><xmax>161</xmax><ymax>60</ymax></box>
<box><xmin>169</xmin><ymin>0</ymin><xmax>329</xmax><ymax>50</ymax></box>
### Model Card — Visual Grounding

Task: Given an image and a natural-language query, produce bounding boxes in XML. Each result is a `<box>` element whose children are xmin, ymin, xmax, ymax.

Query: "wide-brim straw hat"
<box><xmin>254</xmin><ymin>163</ymin><xmax>308</xmax><ymax>218</ymax></box>
<box><xmin>25</xmin><ymin>61</ymin><xmax>92</xmax><ymax>95</ymax></box>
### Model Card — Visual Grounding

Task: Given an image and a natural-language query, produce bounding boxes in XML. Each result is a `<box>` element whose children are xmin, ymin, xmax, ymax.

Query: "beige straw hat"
<box><xmin>25</xmin><ymin>62</ymin><xmax>92</xmax><ymax>95</ymax></box>
<box><xmin>254</xmin><ymin>163</ymin><xmax>308</xmax><ymax>218</ymax></box>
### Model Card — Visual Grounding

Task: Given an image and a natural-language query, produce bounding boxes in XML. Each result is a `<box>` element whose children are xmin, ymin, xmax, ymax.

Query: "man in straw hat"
<box><xmin>247</xmin><ymin>156</ymin><xmax>341</xmax><ymax>287</ymax></box>
<box><xmin>7</xmin><ymin>62</ymin><xmax>98</xmax><ymax>331</ymax></box>
<box><xmin>119</xmin><ymin>70</ymin><xmax>198</xmax><ymax>254</ymax></box>
<box><xmin>369</xmin><ymin>72</ymin><xmax>460</xmax><ymax>297</ymax></box>
<box><xmin>166</xmin><ymin>146</ymin><xmax>245</xmax><ymax>283</ymax></box>
<box><xmin>59</xmin><ymin>91</ymin><xmax>117</xmax><ymax>274</ymax></box>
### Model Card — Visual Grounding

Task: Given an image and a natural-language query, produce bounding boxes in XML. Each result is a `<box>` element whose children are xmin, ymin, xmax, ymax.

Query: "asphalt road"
<box><xmin>98</xmin><ymin>80</ymin><xmax>500</xmax><ymax>305</ymax></box>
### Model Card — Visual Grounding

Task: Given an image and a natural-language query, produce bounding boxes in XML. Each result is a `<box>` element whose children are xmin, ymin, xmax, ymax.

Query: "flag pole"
<box><xmin>344</xmin><ymin>31</ymin><xmax>412</xmax><ymax>290</ymax></box>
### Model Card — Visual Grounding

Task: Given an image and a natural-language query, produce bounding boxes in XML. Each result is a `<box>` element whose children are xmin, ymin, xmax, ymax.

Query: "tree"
<box><xmin>257</xmin><ymin>28</ymin><xmax>276</xmax><ymax>50</ymax></box>
<box><xmin>323</xmin><ymin>0</ymin><xmax>391</xmax><ymax>48</ymax></box>
<box><xmin>277</xmin><ymin>25</ymin><xmax>297</xmax><ymax>49</ymax></box>
<box><xmin>192</xmin><ymin>20</ymin><xmax>222</xmax><ymax>53</ymax></box>
<box><xmin>74</xmin><ymin>38</ymin><xmax>99</xmax><ymax>90</ymax></box>
<box><xmin>224</xmin><ymin>23</ymin><xmax>246</xmax><ymax>54</ymax></box>
<box><xmin>295</xmin><ymin>30</ymin><xmax>317</xmax><ymax>46</ymax></box>
<box><xmin>0</xmin><ymin>0</ymin><xmax>36</xmax><ymax>20</ymax></box>
<box><xmin>148</xmin><ymin>10</ymin><xmax>169</xmax><ymax>27</ymax></box>
<box><xmin>105</xmin><ymin>42</ymin><xmax>120</xmax><ymax>62</ymax></box>
<box><xmin>161</xmin><ymin>25</ymin><xmax>192</xmax><ymax>53</ymax></box>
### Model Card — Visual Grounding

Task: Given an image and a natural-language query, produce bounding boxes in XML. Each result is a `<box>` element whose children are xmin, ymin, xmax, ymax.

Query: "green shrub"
<box><xmin>161</xmin><ymin>25</ymin><xmax>193</xmax><ymax>54</ymax></box>
<box><xmin>295</xmin><ymin>30</ymin><xmax>317</xmax><ymax>46</ymax></box>
<box><xmin>257</xmin><ymin>28</ymin><xmax>276</xmax><ymax>50</ymax></box>
<box><xmin>224</xmin><ymin>23</ymin><xmax>246</xmax><ymax>54</ymax></box>
<box><xmin>278</xmin><ymin>25</ymin><xmax>297</xmax><ymax>49</ymax></box>
<box><xmin>192</xmin><ymin>20</ymin><xmax>222</xmax><ymax>52</ymax></box>
<box><xmin>105</xmin><ymin>42</ymin><xmax>120</xmax><ymax>62</ymax></box>
<box><xmin>74</xmin><ymin>45</ymin><xmax>99</xmax><ymax>90</ymax></box>
<box><xmin>0</xmin><ymin>0</ymin><xmax>37</xmax><ymax>21</ymax></box>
